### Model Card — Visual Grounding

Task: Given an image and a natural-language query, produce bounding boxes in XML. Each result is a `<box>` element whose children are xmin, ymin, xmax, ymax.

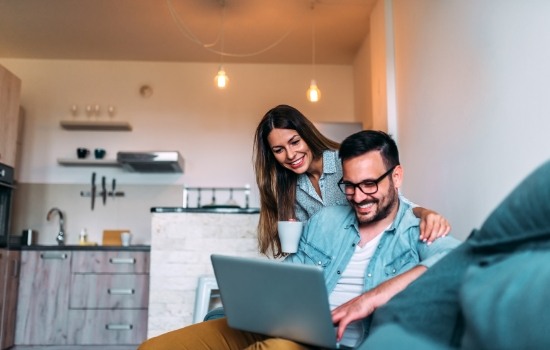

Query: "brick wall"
<box><xmin>147</xmin><ymin>212</ymin><xmax>262</xmax><ymax>338</ymax></box>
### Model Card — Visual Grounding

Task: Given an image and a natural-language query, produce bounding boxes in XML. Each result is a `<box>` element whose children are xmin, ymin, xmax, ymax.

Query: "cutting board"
<box><xmin>102</xmin><ymin>229</ymin><xmax>130</xmax><ymax>246</ymax></box>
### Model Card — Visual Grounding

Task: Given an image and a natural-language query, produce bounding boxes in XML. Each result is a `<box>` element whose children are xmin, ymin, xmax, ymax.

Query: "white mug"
<box><xmin>277</xmin><ymin>221</ymin><xmax>303</xmax><ymax>253</ymax></box>
<box><xmin>121</xmin><ymin>232</ymin><xmax>132</xmax><ymax>246</ymax></box>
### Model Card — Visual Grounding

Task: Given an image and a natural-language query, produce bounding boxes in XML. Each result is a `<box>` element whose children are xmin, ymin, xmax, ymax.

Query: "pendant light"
<box><xmin>307</xmin><ymin>3</ymin><xmax>321</xmax><ymax>102</ymax></box>
<box><xmin>214</xmin><ymin>1</ymin><xmax>229</xmax><ymax>89</ymax></box>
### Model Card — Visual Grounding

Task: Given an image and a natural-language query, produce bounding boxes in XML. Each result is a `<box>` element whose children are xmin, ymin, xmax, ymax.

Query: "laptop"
<box><xmin>210</xmin><ymin>254</ymin><xmax>353</xmax><ymax>349</ymax></box>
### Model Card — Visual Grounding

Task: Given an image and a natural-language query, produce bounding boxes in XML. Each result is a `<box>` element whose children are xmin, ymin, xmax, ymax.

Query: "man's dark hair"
<box><xmin>339</xmin><ymin>130</ymin><xmax>400</xmax><ymax>169</ymax></box>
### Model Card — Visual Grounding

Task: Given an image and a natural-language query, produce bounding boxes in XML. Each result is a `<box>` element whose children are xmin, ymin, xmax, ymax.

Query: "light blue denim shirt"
<box><xmin>295</xmin><ymin>150</ymin><xmax>348</xmax><ymax>222</ymax></box>
<box><xmin>294</xmin><ymin>150</ymin><xmax>416</xmax><ymax>222</ymax></box>
<box><xmin>285</xmin><ymin>199</ymin><xmax>460</xmax><ymax>294</ymax></box>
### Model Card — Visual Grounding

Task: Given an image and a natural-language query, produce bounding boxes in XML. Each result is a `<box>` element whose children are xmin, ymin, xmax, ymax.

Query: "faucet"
<box><xmin>47</xmin><ymin>207</ymin><xmax>65</xmax><ymax>246</ymax></box>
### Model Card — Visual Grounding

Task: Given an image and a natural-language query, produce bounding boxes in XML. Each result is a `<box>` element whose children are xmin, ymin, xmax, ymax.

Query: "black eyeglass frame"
<box><xmin>337</xmin><ymin>165</ymin><xmax>397</xmax><ymax>196</ymax></box>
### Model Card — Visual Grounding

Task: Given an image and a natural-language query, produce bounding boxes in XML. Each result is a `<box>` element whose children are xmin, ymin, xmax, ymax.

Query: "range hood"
<box><xmin>116</xmin><ymin>151</ymin><xmax>184</xmax><ymax>173</ymax></box>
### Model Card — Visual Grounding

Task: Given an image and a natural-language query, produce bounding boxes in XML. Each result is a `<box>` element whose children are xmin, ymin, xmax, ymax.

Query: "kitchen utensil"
<box><xmin>102</xmin><ymin>176</ymin><xmax>106</xmax><ymax>205</ymax></box>
<box><xmin>225</xmin><ymin>188</ymin><xmax>240</xmax><ymax>207</ymax></box>
<box><xmin>91</xmin><ymin>172</ymin><xmax>96</xmax><ymax>210</ymax></box>
<box><xmin>22</xmin><ymin>229</ymin><xmax>38</xmax><ymax>246</ymax></box>
<box><xmin>102</xmin><ymin>229</ymin><xmax>129</xmax><ymax>246</ymax></box>
<box><xmin>112</xmin><ymin>178</ymin><xmax>116</xmax><ymax>199</ymax></box>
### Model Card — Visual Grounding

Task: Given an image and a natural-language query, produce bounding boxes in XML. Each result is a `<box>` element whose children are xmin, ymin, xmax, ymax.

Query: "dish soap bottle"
<box><xmin>79</xmin><ymin>228</ymin><xmax>88</xmax><ymax>245</ymax></box>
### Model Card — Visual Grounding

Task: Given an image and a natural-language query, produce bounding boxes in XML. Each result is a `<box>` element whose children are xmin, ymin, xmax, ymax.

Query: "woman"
<box><xmin>254</xmin><ymin>104</ymin><xmax>450</xmax><ymax>258</ymax></box>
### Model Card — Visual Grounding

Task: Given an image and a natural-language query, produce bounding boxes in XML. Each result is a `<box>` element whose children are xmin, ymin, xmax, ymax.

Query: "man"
<box><xmin>285</xmin><ymin>130</ymin><xmax>460</xmax><ymax>347</ymax></box>
<box><xmin>139</xmin><ymin>130</ymin><xmax>460</xmax><ymax>349</ymax></box>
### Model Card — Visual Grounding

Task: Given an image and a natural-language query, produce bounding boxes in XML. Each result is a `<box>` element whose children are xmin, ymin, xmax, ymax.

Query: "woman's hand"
<box><xmin>413</xmin><ymin>207</ymin><xmax>451</xmax><ymax>244</ymax></box>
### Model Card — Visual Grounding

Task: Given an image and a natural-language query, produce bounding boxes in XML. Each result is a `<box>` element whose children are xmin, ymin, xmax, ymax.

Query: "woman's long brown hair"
<box><xmin>253</xmin><ymin>105</ymin><xmax>339</xmax><ymax>258</ymax></box>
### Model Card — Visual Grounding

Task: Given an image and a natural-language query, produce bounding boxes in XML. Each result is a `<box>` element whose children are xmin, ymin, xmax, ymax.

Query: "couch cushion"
<box><xmin>460</xmin><ymin>249</ymin><xmax>550</xmax><ymax>349</ymax></box>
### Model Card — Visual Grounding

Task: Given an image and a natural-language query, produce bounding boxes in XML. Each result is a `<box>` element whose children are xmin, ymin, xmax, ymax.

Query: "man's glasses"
<box><xmin>337</xmin><ymin>165</ymin><xmax>397</xmax><ymax>196</ymax></box>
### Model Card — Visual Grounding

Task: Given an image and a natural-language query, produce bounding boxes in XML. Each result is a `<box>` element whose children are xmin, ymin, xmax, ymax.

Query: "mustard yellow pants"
<box><xmin>138</xmin><ymin>318</ymin><xmax>313</xmax><ymax>350</ymax></box>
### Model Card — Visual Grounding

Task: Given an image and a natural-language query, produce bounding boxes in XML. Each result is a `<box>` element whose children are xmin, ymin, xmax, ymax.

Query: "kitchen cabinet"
<box><xmin>67</xmin><ymin>250</ymin><xmax>149</xmax><ymax>345</ymax></box>
<box><xmin>0</xmin><ymin>64</ymin><xmax>22</xmax><ymax>169</ymax></box>
<box><xmin>15</xmin><ymin>248</ymin><xmax>150</xmax><ymax>346</ymax></box>
<box><xmin>15</xmin><ymin>250</ymin><xmax>72</xmax><ymax>345</ymax></box>
<box><xmin>0</xmin><ymin>249</ymin><xmax>20</xmax><ymax>350</ymax></box>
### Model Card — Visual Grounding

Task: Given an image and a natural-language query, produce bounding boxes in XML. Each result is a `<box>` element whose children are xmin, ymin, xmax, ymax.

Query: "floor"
<box><xmin>11</xmin><ymin>346</ymin><xmax>136</xmax><ymax>350</ymax></box>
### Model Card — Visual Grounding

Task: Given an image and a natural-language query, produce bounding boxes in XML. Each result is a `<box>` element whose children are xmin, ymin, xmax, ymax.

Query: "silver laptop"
<box><xmin>210</xmin><ymin>254</ymin><xmax>352</xmax><ymax>349</ymax></box>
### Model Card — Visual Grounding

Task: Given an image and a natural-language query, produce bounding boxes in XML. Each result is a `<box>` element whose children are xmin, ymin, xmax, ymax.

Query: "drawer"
<box><xmin>70</xmin><ymin>273</ymin><xmax>149</xmax><ymax>309</ymax></box>
<box><xmin>67</xmin><ymin>309</ymin><xmax>147</xmax><ymax>345</ymax></box>
<box><xmin>72</xmin><ymin>251</ymin><xmax>149</xmax><ymax>273</ymax></box>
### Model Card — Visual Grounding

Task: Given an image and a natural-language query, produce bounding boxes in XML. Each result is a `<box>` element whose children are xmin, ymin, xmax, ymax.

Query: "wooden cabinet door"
<box><xmin>1</xmin><ymin>250</ymin><xmax>20</xmax><ymax>350</ymax></box>
<box><xmin>0</xmin><ymin>64</ymin><xmax>22</xmax><ymax>168</ymax></box>
<box><xmin>0</xmin><ymin>249</ymin><xmax>6</xmax><ymax>348</ymax></box>
<box><xmin>15</xmin><ymin>251</ymin><xmax>71</xmax><ymax>345</ymax></box>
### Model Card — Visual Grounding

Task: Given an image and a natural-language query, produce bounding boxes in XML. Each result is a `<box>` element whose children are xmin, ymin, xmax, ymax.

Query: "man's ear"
<box><xmin>392</xmin><ymin>165</ymin><xmax>404</xmax><ymax>188</ymax></box>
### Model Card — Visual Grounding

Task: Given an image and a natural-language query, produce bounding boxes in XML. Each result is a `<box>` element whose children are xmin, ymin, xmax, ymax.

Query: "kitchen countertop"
<box><xmin>17</xmin><ymin>244</ymin><xmax>150</xmax><ymax>251</ymax></box>
<box><xmin>151</xmin><ymin>207</ymin><xmax>260</xmax><ymax>214</ymax></box>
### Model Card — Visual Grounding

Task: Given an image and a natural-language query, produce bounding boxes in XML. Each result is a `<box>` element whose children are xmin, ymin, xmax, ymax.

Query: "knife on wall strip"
<box><xmin>102</xmin><ymin>176</ymin><xmax>107</xmax><ymax>205</ymax></box>
<box><xmin>91</xmin><ymin>172</ymin><xmax>96</xmax><ymax>210</ymax></box>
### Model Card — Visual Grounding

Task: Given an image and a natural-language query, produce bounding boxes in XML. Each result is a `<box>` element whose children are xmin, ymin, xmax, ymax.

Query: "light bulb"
<box><xmin>215</xmin><ymin>67</ymin><xmax>229</xmax><ymax>89</ymax></box>
<box><xmin>307</xmin><ymin>79</ymin><xmax>321</xmax><ymax>102</ymax></box>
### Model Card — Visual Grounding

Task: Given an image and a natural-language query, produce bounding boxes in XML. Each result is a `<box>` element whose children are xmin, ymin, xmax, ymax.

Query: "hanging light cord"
<box><xmin>166</xmin><ymin>0</ymin><xmax>295</xmax><ymax>58</ymax></box>
<box><xmin>311</xmin><ymin>3</ymin><xmax>316</xmax><ymax>76</ymax></box>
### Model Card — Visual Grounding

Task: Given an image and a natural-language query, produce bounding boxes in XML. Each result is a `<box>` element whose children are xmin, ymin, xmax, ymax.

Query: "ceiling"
<box><xmin>0</xmin><ymin>0</ymin><xmax>376</xmax><ymax>65</ymax></box>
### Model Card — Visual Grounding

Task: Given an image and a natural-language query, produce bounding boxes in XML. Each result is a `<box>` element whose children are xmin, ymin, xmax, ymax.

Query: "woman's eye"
<box><xmin>291</xmin><ymin>140</ymin><xmax>300</xmax><ymax>145</ymax></box>
<box><xmin>273</xmin><ymin>148</ymin><xmax>283</xmax><ymax>154</ymax></box>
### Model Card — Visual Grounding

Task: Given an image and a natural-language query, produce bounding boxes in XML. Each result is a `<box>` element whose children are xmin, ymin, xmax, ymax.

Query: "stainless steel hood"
<box><xmin>116</xmin><ymin>151</ymin><xmax>184</xmax><ymax>173</ymax></box>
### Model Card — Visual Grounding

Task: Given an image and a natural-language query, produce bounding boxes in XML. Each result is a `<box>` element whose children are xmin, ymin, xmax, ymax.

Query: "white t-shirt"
<box><xmin>329</xmin><ymin>232</ymin><xmax>384</xmax><ymax>347</ymax></box>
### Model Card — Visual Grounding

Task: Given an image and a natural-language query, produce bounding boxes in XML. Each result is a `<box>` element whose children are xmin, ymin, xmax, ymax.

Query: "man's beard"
<box><xmin>355</xmin><ymin>184</ymin><xmax>399</xmax><ymax>225</ymax></box>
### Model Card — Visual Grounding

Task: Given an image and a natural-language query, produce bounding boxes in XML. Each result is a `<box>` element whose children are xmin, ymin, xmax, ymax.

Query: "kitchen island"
<box><xmin>147</xmin><ymin>207</ymin><xmax>261</xmax><ymax>338</ymax></box>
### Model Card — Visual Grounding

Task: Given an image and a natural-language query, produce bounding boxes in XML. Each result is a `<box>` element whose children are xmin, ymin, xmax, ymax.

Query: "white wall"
<box><xmin>392</xmin><ymin>0</ymin><xmax>550</xmax><ymax>239</ymax></box>
<box><xmin>1</xmin><ymin>59</ymin><xmax>355</xmax><ymax>187</ymax></box>
<box><xmin>1</xmin><ymin>59</ymin><xmax>356</xmax><ymax>244</ymax></box>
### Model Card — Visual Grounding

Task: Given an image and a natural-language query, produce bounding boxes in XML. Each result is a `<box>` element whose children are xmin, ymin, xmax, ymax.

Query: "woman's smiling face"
<box><xmin>267</xmin><ymin>128</ymin><xmax>313</xmax><ymax>174</ymax></box>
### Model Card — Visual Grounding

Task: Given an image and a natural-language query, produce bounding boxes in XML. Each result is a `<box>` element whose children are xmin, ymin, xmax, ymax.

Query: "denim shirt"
<box><xmin>285</xmin><ymin>199</ymin><xmax>460</xmax><ymax>294</ymax></box>
<box><xmin>295</xmin><ymin>150</ymin><xmax>347</xmax><ymax>222</ymax></box>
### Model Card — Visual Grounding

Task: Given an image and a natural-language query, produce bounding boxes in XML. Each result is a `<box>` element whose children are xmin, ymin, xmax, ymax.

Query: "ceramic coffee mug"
<box><xmin>121</xmin><ymin>232</ymin><xmax>132</xmax><ymax>246</ymax></box>
<box><xmin>77</xmin><ymin>147</ymin><xmax>90</xmax><ymax>159</ymax></box>
<box><xmin>277</xmin><ymin>221</ymin><xmax>304</xmax><ymax>254</ymax></box>
<box><xmin>94</xmin><ymin>148</ymin><xmax>106</xmax><ymax>159</ymax></box>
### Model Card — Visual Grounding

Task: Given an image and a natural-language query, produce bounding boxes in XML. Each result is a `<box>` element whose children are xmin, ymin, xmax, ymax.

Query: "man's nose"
<box><xmin>351</xmin><ymin>189</ymin><xmax>368</xmax><ymax>203</ymax></box>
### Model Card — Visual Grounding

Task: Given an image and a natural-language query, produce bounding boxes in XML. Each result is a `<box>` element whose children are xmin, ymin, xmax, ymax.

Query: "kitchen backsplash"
<box><xmin>11</xmin><ymin>183</ymin><xmax>184</xmax><ymax>246</ymax></box>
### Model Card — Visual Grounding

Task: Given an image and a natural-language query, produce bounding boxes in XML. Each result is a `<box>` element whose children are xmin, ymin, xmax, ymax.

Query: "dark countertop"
<box><xmin>17</xmin><ymin>244</ymin><xmax>150</xmax><ymax>252</ymax></box>
<box><xmin>151</xmin><ymin>207</ymin><xmax>260</xmax><ymax>214</ymax></box>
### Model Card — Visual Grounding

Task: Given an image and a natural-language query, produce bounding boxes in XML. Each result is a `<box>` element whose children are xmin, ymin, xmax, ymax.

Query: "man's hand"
<box><xmin>413</xmin><ymin>207</ymin><xmax>451</xmax><ymax>243</ymax></box>
<box><xmin>331</xmin><ymin>289</ymin><xmax>384</xmax><ymax>341</ymax></box>
<box><xmin>331</xmin><ymin>265</ymin><xmax>428</xmax><ymax>341</ymax></box>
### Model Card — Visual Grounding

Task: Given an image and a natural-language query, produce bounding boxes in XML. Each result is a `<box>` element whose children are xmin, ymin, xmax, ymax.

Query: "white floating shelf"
<box><xmin>60</xmin><ymin>120</ymin><xmax>132</xmax><ymax>131</ymax></box>
<box><xmin>57</xmin><ymin>158</ymin><xmax>120</xmax><ymax>167</ymax></box>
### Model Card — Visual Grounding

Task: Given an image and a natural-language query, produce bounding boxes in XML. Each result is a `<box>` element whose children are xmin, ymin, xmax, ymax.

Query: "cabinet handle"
<box><xmin>40</xmin><ymin>252</ymin><xmax>68</xmax><ymax>260</ymax></box>
<box><xmin>105</xmin><ymin>324</ymin><xmax>133</xmax><ymax>331</ymax></box>
<box><xmin>11</xmin><ymin>259</ymin><xmax>20</xmax><ymax>278</ymax></box>
<box><xmin>108</xmin><ymin>288</ymin><xmax>135</xmax><ymax>295</ymax></box>
<box><xmin>109</xmin><ymin>258</ymin><xmax>136</xmax><ymax>264</ymax></box>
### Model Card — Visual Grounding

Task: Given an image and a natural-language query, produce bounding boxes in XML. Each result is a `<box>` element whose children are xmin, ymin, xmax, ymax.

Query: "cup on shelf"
<box><xmin>94</xmin><ymin>148</ymin><xmax>106</xmax><ymax>159</ymax></box>
<box><xmin>76</xmin><ymin>147</ymin><xmax>90</xmax><ymax>159</ymax></box>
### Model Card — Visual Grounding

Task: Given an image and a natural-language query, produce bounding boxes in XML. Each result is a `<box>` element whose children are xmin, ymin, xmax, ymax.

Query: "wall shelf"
<box><xmin>57</xmin><ymin>158</ymin><xmax>120</xmax><ymax>167</ymax></box>
<box><xmin>60</xmin><ymin>120</ymin><xmax>132</xmax><ymax>131</ymax></box>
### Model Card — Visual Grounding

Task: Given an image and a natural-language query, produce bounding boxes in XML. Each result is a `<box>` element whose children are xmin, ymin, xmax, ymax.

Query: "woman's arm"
<box><xmin>412</xmin><ymin>207</ymin><xmax>451</xmax><ymax>243</ymax></box>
